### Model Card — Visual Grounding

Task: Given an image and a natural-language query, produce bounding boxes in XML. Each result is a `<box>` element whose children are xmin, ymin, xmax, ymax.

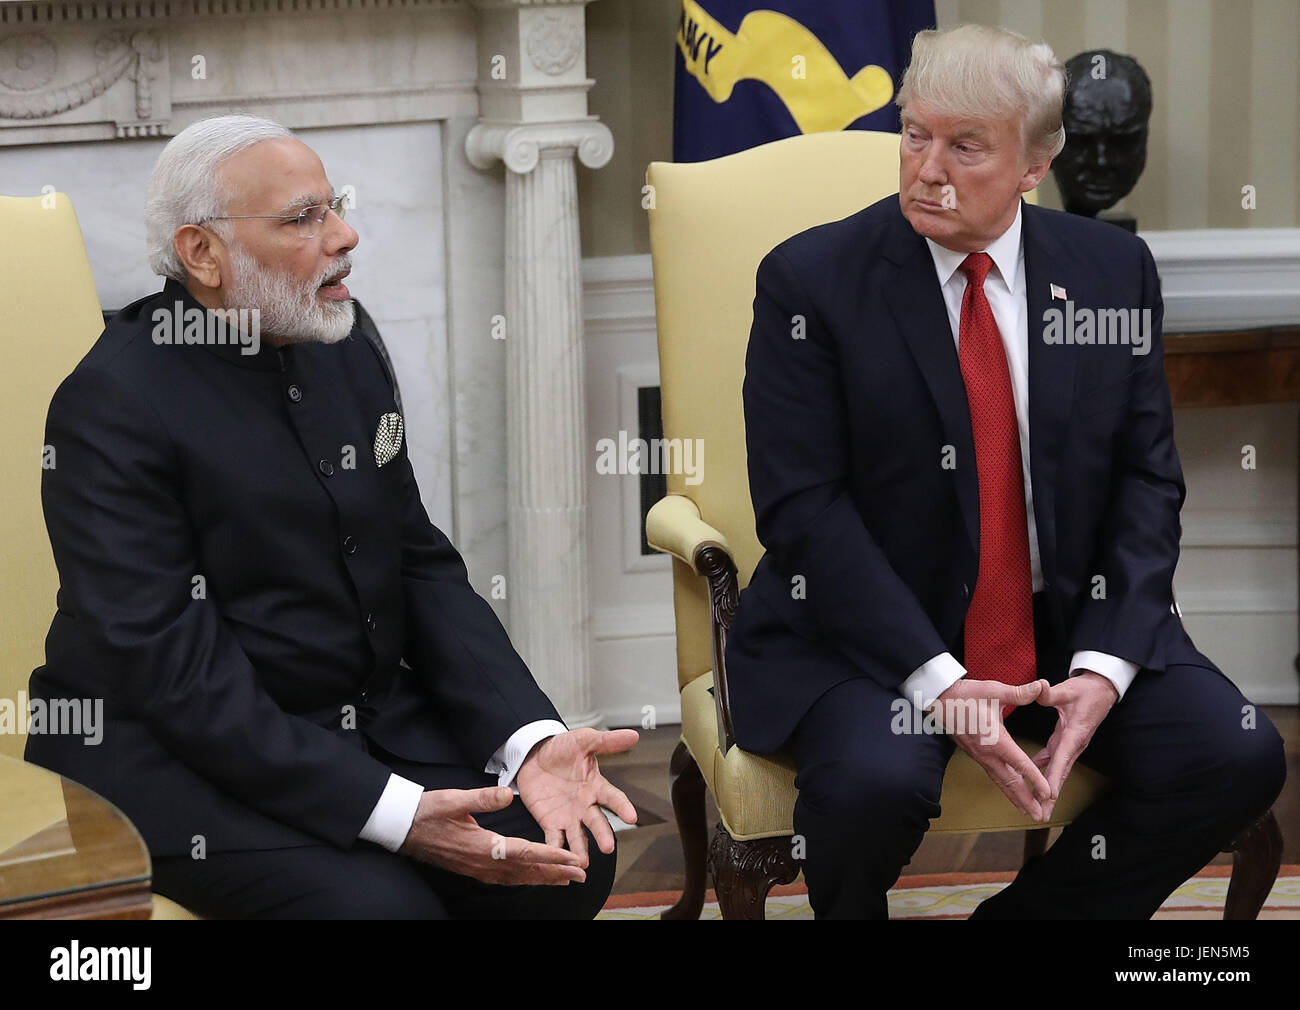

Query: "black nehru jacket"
<box><xmin>26</xmin><ymin>277</ymin><xmax>560</xmax><ymax>858</ymax></box>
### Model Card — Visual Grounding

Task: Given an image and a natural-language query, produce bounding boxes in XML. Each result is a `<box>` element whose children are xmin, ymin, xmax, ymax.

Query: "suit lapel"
<box><xmin>1022</xmin><ymin>201</ymin><xmax>1077</xmax><ymax>590</ymax></box>
<box><xmin>882</xmin><ymin>210</ymin><xmax>980</xmax><ymax>556</ymax></box>
<box><xmin>880</xmin><ymin>200</ymin><xmax>1078</xmax><ymax>579</ymax></box>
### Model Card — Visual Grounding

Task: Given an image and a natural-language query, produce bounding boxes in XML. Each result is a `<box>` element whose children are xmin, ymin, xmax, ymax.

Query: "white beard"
<box><xmin>223</xmin><ymin>243</ymin><xmax>354</xmax><ymax>345</ymax></box>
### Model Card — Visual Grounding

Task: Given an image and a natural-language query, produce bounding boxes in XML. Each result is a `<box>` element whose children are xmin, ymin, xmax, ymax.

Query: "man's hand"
<box><xmin>1032</xmin><ymin>671</ymin><xmax>1118</xmax><ymax>819</ymax></box>
<box><xmin>932</xmin><ymin>678</ymin><xmax>1054</xmax><ymax>821</ymax></box>
<box><xmin>398</xmin><ymin>786</ymin><xmax>588</xmax><ymax>885</ymax></box>
<box><xmin>516</xmin><ymin>728</ymin><xmax>640</xmax><ymax>866</ymax></box>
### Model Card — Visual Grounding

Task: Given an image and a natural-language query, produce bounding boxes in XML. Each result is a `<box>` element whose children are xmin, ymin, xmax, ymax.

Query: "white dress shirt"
<box><xmin>357</xmin><ymin>718</ymin><xmax>569</xmax><ymax>851</ymax></box>
<box><xmin>899</xmin><ymin>202</ymin><xmax>1139</xmax><ymax>711</ymax></box>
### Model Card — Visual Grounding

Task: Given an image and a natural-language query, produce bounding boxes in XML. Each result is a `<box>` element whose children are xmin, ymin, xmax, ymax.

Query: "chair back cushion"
<box><xmin>646</xmin><ymin>131</ymin><xmax>903</xmax><ymax>687</ymax></box>
<box><xmin>0</xmin><ymin>195</ymin><xmax>104</xmax><ymax>759</ymax></box>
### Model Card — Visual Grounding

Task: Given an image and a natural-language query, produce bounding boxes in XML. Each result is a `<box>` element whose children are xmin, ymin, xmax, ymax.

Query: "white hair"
<box><xmin>145</xmin><ymin>114</ymin><xmax>293</xmax><ymax>281</ymax></box>
<box><xmin>896</xmin><ymin>24</ymin><xmax>1066</xmax><ymax>163</ymax></box>
<box><xmin>223</xmin><ymin>242</ymin><xmax>355</xmax><ymax>344</ymax></box>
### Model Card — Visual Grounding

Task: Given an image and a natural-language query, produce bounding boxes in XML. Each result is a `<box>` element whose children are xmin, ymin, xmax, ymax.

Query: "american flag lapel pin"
<box><xmin>1050</xmin><ymin>283</ymin><xmax>1067</xmax><ymax>301</ymax></box>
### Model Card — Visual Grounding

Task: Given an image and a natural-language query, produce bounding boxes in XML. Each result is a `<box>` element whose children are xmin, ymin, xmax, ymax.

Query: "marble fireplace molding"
<box><xmin>0</xmin><ymin>0</ymin><xmax>473</xmax><ymax>144</ymax></box>
<box><xmin>462</xmin><ymin>114</ymin><xmax>614</xmax><ymax>728</ymax></box>
<box><xmin>0</xmin><ymin>0</ymin><xmax>465</xmax><ymax>18</ymax></box>
<box><xmin>464</xmin><ymin>0</ymin><xmax>611</xmax><ymax>726</ymax></box>
<box><xmin>523</xmin><ymin>10</ymin><xmax>582</xmax><ymax>76</ymax></box>
<box><xmin>0</xmin><ymin>27</ymin><xmax>168</xmax><ymax>136</ymax></box>
<box><xmin>464</xmin><ymin>118</ymin><xmax>611</xmax><ymax>173</ymax></box>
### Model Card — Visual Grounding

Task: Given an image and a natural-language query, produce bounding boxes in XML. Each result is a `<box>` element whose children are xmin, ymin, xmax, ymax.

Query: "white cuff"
<box><xmin>1069</xmin><ymin>650</ymin><xmax>1140</xmax><ymax>702</ymax></box>
<box><xmin>485</xmin><ymin>719</ymin><xmax>569</xmax><ymax>793</ymax></box>
<box><xmin>900</xmin><ymin>652</ymin><xmax>967</xmax><ymax>711</ymax></box>
<box><xmin>358</xmin><ymin>773</ymin><xmax>425</xmax><ymax>852</ymax></box>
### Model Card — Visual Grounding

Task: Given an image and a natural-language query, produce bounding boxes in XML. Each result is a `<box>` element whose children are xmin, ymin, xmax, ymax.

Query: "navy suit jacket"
<box><xmin>26</xmin><ymin>278</ymin><xmax>560</xmax><ymax>857</ymax></box>
<box><xmin>725</xmin><ymin>195</ymin><xmax>1214</xmax><ymax>754</ymax></box>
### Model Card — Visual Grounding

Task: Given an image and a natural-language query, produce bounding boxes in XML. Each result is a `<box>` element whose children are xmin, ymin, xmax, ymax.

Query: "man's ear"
<box><xmin>173</xmin><ymin>224</ymin><xmax>224</xmax><ymax>292</ymax></box>
<box><xmin>1020</xmin><ymin>157</ymin><xmax>1053</xmax><ymax>194</ymax></box>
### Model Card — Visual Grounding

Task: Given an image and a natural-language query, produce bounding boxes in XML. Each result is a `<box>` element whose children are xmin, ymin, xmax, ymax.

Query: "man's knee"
<box><xmin>1158</xmin><ymin>704</ymin><xmax>1288</xmax><ymax>831</ymax></box>
<box><xmin>796</xmin><ymin>751</ymin><xmax>943</xmax><ymax>828</ymax></box>
<box><xmin>483</xmin><ymin>828</ymin><xmax>618</xmax><ymax>920</ymax></box>
<box><xmin>1219</xmin><ymin>711</ymin><xmax>1287</xmax><ymax>818</ymax></box>
<box><xmin>565</xmin><ymin>831</ymin><xmax>618</xmax><ymax>919</ymax></box>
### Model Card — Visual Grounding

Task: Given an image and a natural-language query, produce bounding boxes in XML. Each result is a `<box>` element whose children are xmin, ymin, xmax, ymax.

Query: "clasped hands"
<box><xmin>929</xmin><ymin>672</ymin><xmax>1117</xmax><ymax>822</ymax></box>
<box><xmin>398</xmin><ymin>727</ymin><xmax>639</xmax><ymax>885</ymax></box>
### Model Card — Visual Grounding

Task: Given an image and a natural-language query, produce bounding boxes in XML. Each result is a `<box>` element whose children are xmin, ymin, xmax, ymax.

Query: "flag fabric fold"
<box><xmin>673</xmin><ymin>0</ymin><xmax>936</xmax><ymax>163</ymax></box>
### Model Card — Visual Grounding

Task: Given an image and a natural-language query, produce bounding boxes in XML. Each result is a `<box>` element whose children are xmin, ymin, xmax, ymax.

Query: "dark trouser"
<box><xmin>151</xmin><ymin>744</ymin><xmax>617</xmax><ymax>920</ymax></box>
<box><xmin>788</xmin><ymin>596</ymin><xmax>1287</xmax><ymax>919</ymax></box>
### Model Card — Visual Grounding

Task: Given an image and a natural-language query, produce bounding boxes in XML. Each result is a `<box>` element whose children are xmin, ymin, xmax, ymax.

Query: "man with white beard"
<box><xmin>26</xmin><ymin>115</ymin><xmax>637</xmax><ymax>919</ymax></box>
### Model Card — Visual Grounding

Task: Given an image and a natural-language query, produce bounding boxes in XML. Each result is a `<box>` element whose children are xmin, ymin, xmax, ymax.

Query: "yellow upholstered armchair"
<box><xmin>0</xmin><ymin>194</ymin><xmax>196</xmax><ymax>920</ymax></box>
<box><xmin>643</xmin><ymin>131</ymin><xmax>1282</xmax><ymax>920</ymax></box>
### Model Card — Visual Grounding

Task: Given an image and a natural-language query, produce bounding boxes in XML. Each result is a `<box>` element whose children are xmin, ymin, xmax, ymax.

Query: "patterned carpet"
<box><xmin>597</xmin><ymin>865</ymin><xmax>1300</xmax><ymax>920</ymax></box>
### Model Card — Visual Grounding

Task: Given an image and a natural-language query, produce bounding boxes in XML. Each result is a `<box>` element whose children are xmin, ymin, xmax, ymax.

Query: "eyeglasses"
<box><xmin>198</xmin><ymin>194</ymin><xmax>348</xmax><ymax>239</ymax></box>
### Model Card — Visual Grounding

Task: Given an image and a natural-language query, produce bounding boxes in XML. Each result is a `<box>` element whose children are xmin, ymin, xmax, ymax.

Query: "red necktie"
<box><xmin>957</xmin><ymin>253</ymin><xmax>1036</xmax><ymax>714</ymax></box>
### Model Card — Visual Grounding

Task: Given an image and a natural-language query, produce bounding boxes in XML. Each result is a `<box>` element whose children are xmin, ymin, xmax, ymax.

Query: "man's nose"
<box><xmin>323</xmin><ymin>207</ymin><xmax>358</xmax><ymax>254</ymax></box>
<box><xmin>917</xmin><ymin>146</ymin><xmax>947</xmax><ymax>184</ymax></box>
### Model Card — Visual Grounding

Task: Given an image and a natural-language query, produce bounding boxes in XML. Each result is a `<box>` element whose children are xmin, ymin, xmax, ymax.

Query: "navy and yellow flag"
<box><xmin>673</xmin><ymin>0</ymin><xmax>936</xmax><ymax>162</ymax></box>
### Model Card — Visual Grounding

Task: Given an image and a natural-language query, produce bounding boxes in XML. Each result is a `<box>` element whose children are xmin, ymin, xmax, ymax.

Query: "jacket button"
<box><xmin>365</xmin><ymin>613</ymin><xmax>376</xmax><ymax>631</ymax></box>
<box><xmin>319</xmin><ymin>460</ymin><xmax>335</xmax><ymax>476</ymax></box>
<box><xmin>287</xmin><ymin>384</ymin><xmax>302</xmax><ymax>402</ymax></box>
<box><xmin>359</xmin><ymin>687</ymin><xmax>369</xmax><ymax>703</ymax></box>
<box><xmin>960</xmin><ymin>583</ymin><xmax>971</xmax><ymax>600</ymax></box>
<box><xmin>343</xmin><ymin>535</ymin><xmax>356</xmax><ymax>554</ymax></box>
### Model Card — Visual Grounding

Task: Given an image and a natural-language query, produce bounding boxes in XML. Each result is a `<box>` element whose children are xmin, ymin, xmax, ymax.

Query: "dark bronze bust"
<box><xmin>1052</xmin><ymin>50</ymin><xmax>1153</xmax><ymax>221</ymax></box>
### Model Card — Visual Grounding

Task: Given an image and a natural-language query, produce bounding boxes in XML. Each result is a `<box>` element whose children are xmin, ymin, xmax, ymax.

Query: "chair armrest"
<box><xmin>646</xmin><ymin>494</ymin><xmax>730</xmax><ymax>574</ymax></box>
<box><xmin>647</xmin><ymin>494</ymin><xmax>742</xmax><ymax>752</ymax></box>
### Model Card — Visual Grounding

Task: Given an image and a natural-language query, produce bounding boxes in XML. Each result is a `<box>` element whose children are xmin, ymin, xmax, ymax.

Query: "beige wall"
<box><xmin>579</xmin><ymin>0</ymin><xmax>678</xmax><ymax>259</ymax></box>
<box><xmin>579</xmin><ymin>0</ymin><xmax>1300</xmax><ymax>257</ymax></box>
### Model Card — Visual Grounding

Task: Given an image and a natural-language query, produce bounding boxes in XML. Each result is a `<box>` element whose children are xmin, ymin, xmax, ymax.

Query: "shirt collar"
<box><xmin>923</xmin><ymin>200</ymin><xmax>1023</xmax><ymax>295</ymax></box>
<box><xmin>156</xmin><ymin>277</ymin><xmax>287</xmax><ymax>372</ymax></box>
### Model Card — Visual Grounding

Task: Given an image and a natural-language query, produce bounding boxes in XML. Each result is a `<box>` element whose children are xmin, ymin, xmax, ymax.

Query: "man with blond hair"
<box><xmin>27</xmin><ymin>115</ymin><xmax>637</xmax><ymax>918</ymax></box>
<box><xmin>726</xmin><ymin>24</ymin><xmax>1285</xmax><ymax>918</ymax></box>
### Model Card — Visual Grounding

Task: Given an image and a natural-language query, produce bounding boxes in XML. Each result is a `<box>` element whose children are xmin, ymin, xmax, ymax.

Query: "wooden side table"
<box><xmin>0</xmin><ymin>753</ymin><xmax>152</xmax><ymax>919</ymax></box>
<box><xmin>1163</xmin><ymin>325</ymin><xmax>1300</xmax><ymax>677</ymax></box>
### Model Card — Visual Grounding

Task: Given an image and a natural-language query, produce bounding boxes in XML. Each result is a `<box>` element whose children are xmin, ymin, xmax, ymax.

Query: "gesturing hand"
<box><xmin>1032</xmin><ymin>672</ymin><xmax>1117</xmax><ymax>819</ymax></box>
<box><xmin>933</xmin><ymin>677</ymin><xmax>1054</xmax><ymax>821</ymax></box>
<box><xmin>515</xmin><ymin>728</ymin><xmax>640</xmax><ymax>866</ymax></box>
<box><xmin>398</xmin><ymin>786</ymin><xmax>588</xmax><ymax>886</ymax></box>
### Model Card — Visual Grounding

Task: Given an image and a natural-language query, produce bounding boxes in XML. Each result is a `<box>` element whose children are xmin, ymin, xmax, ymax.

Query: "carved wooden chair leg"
<box><xmin>662</xmin><ymin>740</ymin><xmax>708</xmax><ymax>920</ymax></box>
<box><xmin>710</xmin><ymin>823</ymin><xmax>800</xmax><ymax>920</ymax></box>
<box><xmin>1222</xmin><ymin>808</ymin><xmax>1282</xmax><ymax>920</ymax></box>
<box><xmin>1023</xmin><ymin>827</ymin><xmax>1050</xmax><ymax>862</ymax></box>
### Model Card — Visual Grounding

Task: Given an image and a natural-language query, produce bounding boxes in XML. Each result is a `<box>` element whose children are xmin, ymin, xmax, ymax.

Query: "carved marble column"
<box><xmin>466</xmin><ymin>1</ymin><xmax>611</xmax><ymax>727</ymax></box>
